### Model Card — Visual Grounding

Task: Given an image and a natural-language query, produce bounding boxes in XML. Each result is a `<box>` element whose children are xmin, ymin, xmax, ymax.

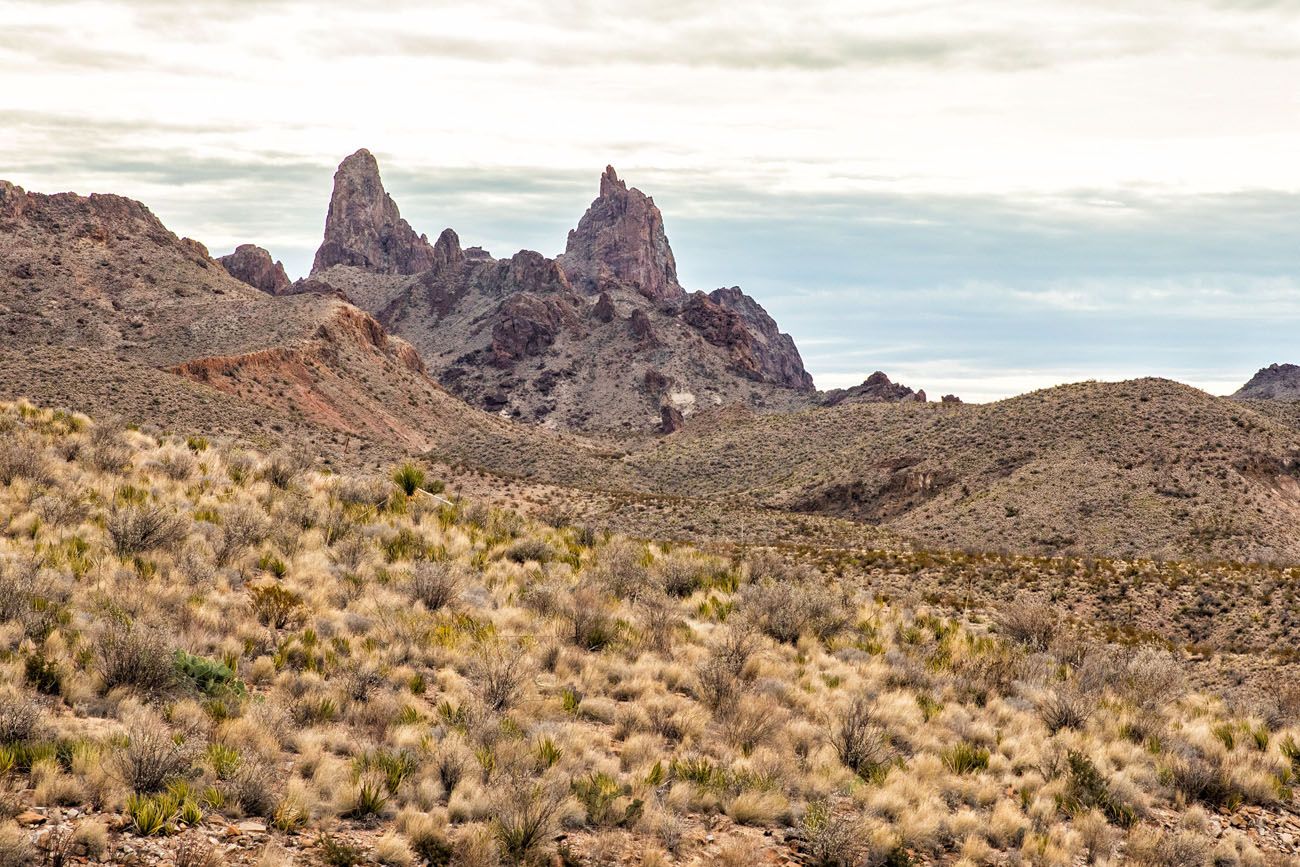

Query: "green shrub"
<box><xmin>1063</xmin><ymin>750</ymin><xmax>1136</xmax><ymax>826</ymax></box>
<box><xmin>941</xmin><ymin>742</ymin><xmax>990</xmax><ymax>775</ymax></box>
<box><xmin>174</xmin><ymin>650</ymin><xmax>245</xmax><ymax>698</ymax></box>
<box><xmin>392</xmin><ymin>463</ymin><xmax>426</xmax><ymax>496</ymax></box>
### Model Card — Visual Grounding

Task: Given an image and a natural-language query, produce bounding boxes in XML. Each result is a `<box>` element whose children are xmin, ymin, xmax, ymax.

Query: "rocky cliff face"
<box><xmin>1234</xmin><ymin>364</ymin><xmax>1300</xmax><ymax>400</ymax></box>
<box><xmin>559</xmin><ymin>166</ymin><xmax>682</xmax><ymax>304</ymax></box>
<box><xmin>218</xmin><ymin>244</ymin><xmax>291</xmax><ymax>294</ymax></box>
<box><xmin>311</xmin><ymin>149</ymin><xmax>437</xmax><ymax>276</ymax></box>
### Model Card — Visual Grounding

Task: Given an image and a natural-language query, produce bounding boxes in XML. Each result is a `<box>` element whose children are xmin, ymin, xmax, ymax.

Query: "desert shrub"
<box><xmin>996</xmin><ymin>595</ymin><xmax>1057</xmax><ymax>651</ymax></box>
<box><xmin>336</xmin><ymin>476</ymin><xmax>391</xmax><ymax>509</ymax></box>
<box><xmin>695</xmin><ymin>627</ymin><xmax>760</xmax><ymax>713</ymax></box>
<box><xmin>0</xmin><ymin>822</ymin><xmax>35</xmax><ymax>867</ymax></box>
<box><xmin>262</xmin><ymin>449</ymin><xmax>310</xmax><ymax>489</ymax></box>
<box><xmin>0</xmin><ymin>690</ymin><xmax>41</xmax><ymax>744</ymax></box>
<box><xmin>503</xmin><ymin>538</ymin><xmax>554</xmax><ymax>565</ymax></box>
<box><xmin>88</xmin><ymin>425</ymin><xmax>131</xmax><ymax>472</ymax></box>
<box><xmin>0</xmin><ymin>436</ymin><xmax>50</xmax><ymax>486</ymax></box>
<box><xmin>33</xmin><ymin>490</ymin><xmax>90</xmax><ymax>527</ymax></box>
<box><xmin>635</xmin><ymin>590</ymin><xmax>683</xmax><ymax>653</ymax></box>
<box><xmin>741</xmin><ymin>576</ymin><xmax>849</xmax><ymax>644</ymax></box>
<box><xmin>590</xmin><ymin>540</ymin><xmax>653</xmax><ymax>599</ymax></box>
<box><xmin>493</xmin><ymin>774</ymin><xmax>567</xmax><ymax>866</ymax></box>
<box><xmin>174</xmin><ymin>835</ymin><xmax>222</xmax><ymax>867</ymax></box>
<box><xmin>1166</xmin><ymin>747</ymin><xmax>1242</xmax><ymax>809</ymax></box>
<box><xmin>249</xmin><ymin>584</ymin><xmax>306</xmax><ymax>629</ymax></box>
<box><xmin>0</xmin><ymin>556</ymin><xmax>38</xmax><ymax>622</ymax></box>
<box><xmin>1124</xmin><ymin>827</ymin><xmax>1210</xmax><ymax>867</ymax></box>
<box><xmin>95</xmin><ymin>619</ymin><xmax>175</xmax><ymax>693</ymax></box>
<box><xmin>114</xmin><ymin>716</ymin><xmax>197</xmax><ymax>793</ymax></box>
<box><xmin>1062</xmin><ymin>751</ymin><xmax>1137</xmax><ymax>827</ymax></box>
<box><xmin>107</xmin><ymin>502</ymin><xmax>186</xmax><ymax>556</ymax></box>
<box><xmin>152</xmin><ymin>448</ymin><xmax>196</xmax><ymax>481</ymax></box>
<box><xmin>941</xmin><ymin>741</ymin><xmax>990</xmax><ymax>775</ymax></box>
<box><xmin>319</xmin><ymin>834</ymin><xmax>365</xmax><ymax>867</ymax></box>
<box><xmin>830</xmin><ymin>694</ymin><xmax>891</xmax><ymax>782</ymax></box>
<box><xmin>408</xmin><ymin>561</ymin><xmax>465</xmax><ymax>611</ymax></box>
<box><xmin>1118</xmin><ymin>647</ymin><xmax>1186</xmax><ymax>711</ymax></box>
<box><xmin>653</xmin><ymin>553</ymin><xmax>713</xmax><ymax>597</ymax></box>
<box><xmin>467</xmin><ymin>644</ymin><xmax>531</xmax><ymax>713</ymax></box>
<box><xmin>392</xmin><ymin>462</ymin><xmax>426</xmax><ymax>496</ymax></box>
<box><xmin>1038</xmin><ymin>687</ymin><xmax>1094</xmax><ymax>733</ymax></box>
<box><xmin>719</xmin><ymin>695</ymin><xmax>784</xmax><ymax>756</ymax></box>
<box><xmin>407</xmin><ymin>818</ymin><xmax>453</xmax><ymax>866</ymax></box>
<box><xmin>174</xmin><ymin>651</ymin><xmax>245</xmax><ymax>698</ymax></box>
<box><xmin>799</xmin><ymin>799</ymin><xmax>862</xmax><ymax>867</ymax></box>
<box><xmin>214</xmin><ymin>504</ymin><xmax>269</xmax><ymax>567</ymax></box>
<box><xmin>568</xmin><ymin>587</ymin><xmax>620</xmax><ymax>650</ymax></box>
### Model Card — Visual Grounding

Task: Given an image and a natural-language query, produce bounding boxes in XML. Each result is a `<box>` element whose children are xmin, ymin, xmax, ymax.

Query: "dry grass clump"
<box><xmin>0</xmin><ymin>400</ymin><xmax>1295</xmax><ymax>864</ymax></box>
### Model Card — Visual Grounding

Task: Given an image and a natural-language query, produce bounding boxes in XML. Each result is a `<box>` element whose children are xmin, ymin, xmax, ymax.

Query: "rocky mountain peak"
<box><xmin>218</xmin><ymin>244</ymin><xmax>291</xmax><ymax>295</ymax></box>
<box><xmin>1234</xmin><ymin>363</ymin><xmax>1300</xmax><ymax>400</ymax></box>
<box><xmin>311</xmin><ymin>148</ymin><xmax>437</xmax><ymax>276</ymax></box>
<box><xmin>559</xmin><ymin>166</ymin><xmax>682</xmax><ymax>303</ymax></box>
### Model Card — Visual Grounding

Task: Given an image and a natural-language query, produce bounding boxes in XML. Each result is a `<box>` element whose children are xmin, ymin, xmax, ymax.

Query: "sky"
<box><xmin>3</xmin><ymin>0</ymin><xmax>1300</xmax><ymax>402</ymax></box>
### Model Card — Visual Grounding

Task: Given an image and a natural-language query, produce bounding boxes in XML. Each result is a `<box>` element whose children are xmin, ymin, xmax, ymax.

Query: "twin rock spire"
<box><xmin>311</xmin><ymin>149</ymin><xmax>682</xmax><ymax>304</ymax></box>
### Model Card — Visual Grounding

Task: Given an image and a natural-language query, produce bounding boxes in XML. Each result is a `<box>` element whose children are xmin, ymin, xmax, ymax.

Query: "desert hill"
<box><xmin>425</xmin><ymin>378</ymin><xmax>1300</xmax><ymax>563</ymax></box>
<box><xmin>9</xmin><ymin>174</ymin><xmax>1300</xmax><ymax>564</ymax></box>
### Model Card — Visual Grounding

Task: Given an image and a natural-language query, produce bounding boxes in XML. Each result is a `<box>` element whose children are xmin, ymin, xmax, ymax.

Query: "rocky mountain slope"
<box><xmin>1235</xmin><ymin>363</ymin><xmax>1300</xmax><ymax>400</ymax></box>
<box><xmin>297</xmin><ymin>151</ymin><xmax>820</xmax><ymax>433</ymax></box>
<box><xmin>0</xmin><ymin>177</ymin><xmax>541</xmax><ymax>453</ymax></box>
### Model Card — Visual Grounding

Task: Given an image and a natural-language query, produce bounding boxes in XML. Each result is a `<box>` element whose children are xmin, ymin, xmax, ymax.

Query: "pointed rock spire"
<box><xmin>432</xmin><ymin>228</ymin><xmax>464</xmax><ymax>270</ymax></box>
<box><xmin>559</xmin><ymin>165</ymin><xmax>682</xmax><ymax>304</ymax></box>
<box><xmin>311</xmin><ymin>149</ymin><xmax>437</xmax><ymax>276</ymax></box>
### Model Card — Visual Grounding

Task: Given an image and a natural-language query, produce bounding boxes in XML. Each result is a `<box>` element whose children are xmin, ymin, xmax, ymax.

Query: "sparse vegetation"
<box><xmin>0</xmin><ymin>400</ymin><xmax>1294</xmax><ymax>864</ymax></box>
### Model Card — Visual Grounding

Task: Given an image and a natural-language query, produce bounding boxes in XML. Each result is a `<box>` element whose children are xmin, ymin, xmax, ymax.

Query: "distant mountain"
<box><xmin>1234</xmin><ymin>363</ymin><xmax>1300</xmax><ymax>400</ymax></box>
<box><xmin>292</xmin><ymin>151</ymin><xmax>831</xmax><ymax>433</ymax></box>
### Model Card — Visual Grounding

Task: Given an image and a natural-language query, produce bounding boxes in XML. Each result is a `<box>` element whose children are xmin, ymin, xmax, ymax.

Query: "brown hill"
<box><xmin>588</xmin><ymin>378</ymin><xmax>1300</xmax><ymax>561</ymax></box>
<box><xmin>430</xmin><ymin>377</ymin><xmax>1300</xmax><ymax>562</ymax></box>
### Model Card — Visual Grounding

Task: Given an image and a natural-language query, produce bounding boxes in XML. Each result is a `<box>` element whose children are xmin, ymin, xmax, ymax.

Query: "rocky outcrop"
<box><xmin>559</xmin><ymin>167</ymin><xmax>682</xmax><ymax>303</ymax></box>
<box><xmin>701</xmin><ymin>287</ymin><xmax>814</xmax><ymax>390</ymax></box>
<box><xmin>591</xmin><ymin>292</ymin><xmax>616</xmax><ymax>323</ymax></box>
<box><xmin>659</xmin><ymin>404</ymin><xmax>685</xmax><ymax>434</ymax></box>
<box><xmin>820</xmin><ymin>372</ymin><xmax>925</xmax><ymax>407</ymax></box>
<box><xmin>489</xmin><ymin>293</ymin><xmax>578</xmax><ymax>365</ymax></box>
<box><xmin>311</xmin><ymin>149</ymin><xmax>437</xmax><ymax>276</ymax></box>
<box><xmin>1234</xmin><ymin>364</ymin><xmax>1300</xmax><ymax>400</ymax></box>
<box><xmin>301</xmin><ymin>152</ymin><xmax>826</xmax><ymax>432</ymax></box>
<box><xmin>218</xmin><ymin>244</ymin><xmax>291</xmax><ymax>294</ymax></box>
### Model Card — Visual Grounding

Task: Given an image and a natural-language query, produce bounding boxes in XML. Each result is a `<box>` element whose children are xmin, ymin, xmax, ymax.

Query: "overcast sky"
<box><xmin>3</xmin><ymin>0</ymin><xmax>1300</xmax><ymax>401</ymax></box>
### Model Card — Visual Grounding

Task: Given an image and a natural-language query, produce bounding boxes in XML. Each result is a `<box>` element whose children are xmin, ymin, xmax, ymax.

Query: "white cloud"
<box><xmin>3</xmin><ymin>0</ymin><xmax>1299</xmax><ymax>402</ymax></box>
